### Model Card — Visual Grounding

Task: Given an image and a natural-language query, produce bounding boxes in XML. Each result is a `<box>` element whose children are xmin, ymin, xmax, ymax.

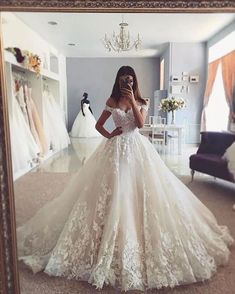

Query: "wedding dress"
<box><xmin>10</xmin><ymin>89</ymin><xmax>40</xmax><ymax>176</ymax></box>
<box><xmin>25</xmin><ymin>86</ymin><xmax>48</xmax><ymax>156</ymax></box>
<box><xmin>43</xmin><ymin>90</ymin><xmax>70</xmax><ymax>152</ymax></box>
<box><xmin>17</xmin><ymin>85</ymin><xmax>30</xmax><ymax>126</ymax></box>
<box><xmin>71</xmin><ymin>137</ymin><xmax>103</xmax><ymax>165</ymax></box>
<box><xmin>17</xmin><ymin>103</ymin><xmax>233</xmax><ymax>291</ymax></box>
<box><xmin>70</xmin><ymin>103</ymin><xmax>101</xmax><ymax>137</ymax></box>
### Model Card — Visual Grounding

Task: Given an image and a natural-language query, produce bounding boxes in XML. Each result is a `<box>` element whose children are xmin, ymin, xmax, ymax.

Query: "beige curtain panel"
<box><xmin>221</xmin><ymin>50</ymin><xmax>235</xmax><ymax>123</ymax></box>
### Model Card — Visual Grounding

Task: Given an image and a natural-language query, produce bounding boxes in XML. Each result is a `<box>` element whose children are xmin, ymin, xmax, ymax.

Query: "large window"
<box><xmin>205</xmin><ymin>63</ymin><xmax>229</xmax><ymax>131</ymax></box>
<box><xmin>205</xmin><ymin>30</ymin><xmax>235</xmax><ymax>131</ymax></box>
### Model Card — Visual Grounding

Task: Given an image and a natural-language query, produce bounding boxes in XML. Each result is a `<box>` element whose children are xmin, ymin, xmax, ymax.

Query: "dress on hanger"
<box><xmin>17</xmin><ymin>103</ymin><xmax>233</xmax><ymax>291</ymax></box>
<box><xmin>26</xmin><ymin>86</ymin><xmax>48</xmax><ymax>156</ymax></box>
<box><xmin>24</xmin><ymin>84</ymin><xmax>43</xmax><ymax>155</ymax></box>
<box><xmin>17</xmin><ymin>85</ymin><xmax>30</xmax><ymax>126</ymax></box>
<box><xmin>70</xmin><ymin>103</ymin><xmax>101</xmax><ymax>138</ymax></box>
<box><xmin>10</xmin><ymin>86</ymin><xmax>40</xmax><ymax>176</ymax></box>
<box><xmin>43</xmin><ymin>90</ymin><xmax>70</xmax><ymax>152</ymax></box>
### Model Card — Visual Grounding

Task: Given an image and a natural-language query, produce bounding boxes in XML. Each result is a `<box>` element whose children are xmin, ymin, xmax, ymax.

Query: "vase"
<box><xmin>170</xmin><ymin>110</ymin><xmax>175</xmax><ymax>124</ymax></box>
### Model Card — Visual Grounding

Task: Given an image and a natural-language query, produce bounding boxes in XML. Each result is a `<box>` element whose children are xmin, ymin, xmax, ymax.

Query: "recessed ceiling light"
<box><xmin>68</xmin><ymin>43</ymin><xmax>76</xmax><ymax>46</ymax></box>
<box><xmin>48</xmin><ymin>21</ymin><xmax>58</xmax><ymax>25</ymax></box>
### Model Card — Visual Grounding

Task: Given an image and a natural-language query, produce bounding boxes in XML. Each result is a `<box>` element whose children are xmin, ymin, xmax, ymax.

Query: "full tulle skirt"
<box><xmin>70</xmin><ymin>107</ymin><xmax>101</xmax><ymax>138</ymax></box>
<box><xmin>17</xmin><ymin>131</ymin><xmax>233</xmax><ymax>291</ymax></box>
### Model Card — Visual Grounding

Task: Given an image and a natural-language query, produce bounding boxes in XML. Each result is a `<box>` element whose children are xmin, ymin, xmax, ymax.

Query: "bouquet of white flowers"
<box><xmin>159</xmin><ymin>97</ymin><xmax>185</xmax><ymax>112</ymax></box>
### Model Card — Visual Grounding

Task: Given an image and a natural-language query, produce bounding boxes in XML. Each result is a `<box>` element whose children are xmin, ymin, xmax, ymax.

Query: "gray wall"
<box><xmin>160</xmin><ymin>42</ymin><xmax>207</xmax><ymax>143</ymax></box>
<box><xmin>171</xmin><ymin>43</ymin><xmax>207</xmax><ymax>125</ymax></box>
<box><xmin>66</xmin><ymin>58</ymin><xmax>160</xmax><ymax>131</ymax></box>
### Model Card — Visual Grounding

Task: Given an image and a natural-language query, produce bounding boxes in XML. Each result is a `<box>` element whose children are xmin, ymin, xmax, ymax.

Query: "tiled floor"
<box><xmin>31</xmin><ymin>136</ymin><xmax>198</xmax><ymax>177</ymax></box>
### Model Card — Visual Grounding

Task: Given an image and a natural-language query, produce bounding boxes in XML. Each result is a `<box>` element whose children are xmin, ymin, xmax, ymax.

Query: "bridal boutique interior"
<box><xmin>1</xmin><ymin>11</ymin><xmax>235</xmax><ymax>294</ymax></box>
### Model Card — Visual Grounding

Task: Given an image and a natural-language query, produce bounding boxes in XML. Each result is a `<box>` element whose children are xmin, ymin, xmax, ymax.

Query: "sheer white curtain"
<box><xmin>205</xmin><ymin>63</ymin><xmax>229</xmax><ymax>131</ymax></box>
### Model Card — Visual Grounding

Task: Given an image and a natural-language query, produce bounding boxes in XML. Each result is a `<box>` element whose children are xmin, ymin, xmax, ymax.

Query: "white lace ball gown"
<box><xmin>17</xmin><ymin>104</ymin><xmax>233</xmax><ymax>291</ymax></box>
<box><xmin>70</xmin><ymin>103</ymin><xmax>101</xmax><ymax>138</ymax></box>
<box><xmin>43</xmin><ymin>90</ymin><xmax>70</xmax><ymax>152</ymax></box>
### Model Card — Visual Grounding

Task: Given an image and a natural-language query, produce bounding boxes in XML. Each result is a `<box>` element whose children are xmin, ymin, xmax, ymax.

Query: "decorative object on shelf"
<box><xmin>182</xmin><ymin>75</ymin><xmax>189</xmax><ymax>82</ymax></box>
<box><xmin>190</xmin><ymin>75</ymin><xmax>199</xmax><ymax>83</ymax></box>
<box><xmin>171</xmin><ymin>75</ymin><xmax>180</xmax><ymax>82</ymax></box>
<box><xmin>102</xmin><ymin>16</ymin><xmax>141</xmax><ymax>52</ymax></box>
<box><xmin>5</xmin><ymin>47</ymin><xmax>25</xmax><ymax>63</ymax></box>
<box><xmin>159</xmin><ymin>97</ymin><xmax>186</xmax><ymax>124</ymax></box>
<box><xmin>5</xmin><ymin>47</ymin><xmax>41</xmax><ymax>75</ymax></box>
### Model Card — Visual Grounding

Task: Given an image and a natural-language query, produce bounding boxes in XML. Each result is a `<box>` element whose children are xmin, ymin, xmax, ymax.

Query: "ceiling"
<box><xmin>14</xmin><ymin>12</ymin><xmax>235</xmax><ymax>58</ymax></box>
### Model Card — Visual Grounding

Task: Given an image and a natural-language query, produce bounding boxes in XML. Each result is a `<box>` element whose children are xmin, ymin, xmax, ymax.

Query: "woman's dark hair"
<box><xmin>110</xmin><ymin>66</ymin><xmax>146</xmax><ymax>105</ymax></box>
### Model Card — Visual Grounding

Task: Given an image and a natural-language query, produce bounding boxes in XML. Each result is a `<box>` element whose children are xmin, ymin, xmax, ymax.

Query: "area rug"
<box><xmin>14</xmin><ymin>173</ymin><xmax>235</xmax><ymax>294</ymax></box>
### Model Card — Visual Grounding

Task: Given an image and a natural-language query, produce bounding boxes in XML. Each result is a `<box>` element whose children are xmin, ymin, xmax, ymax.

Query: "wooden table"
<box><xmin>141</xmin><ymin>124</ymin><xmax>184</xmax><ymax>155</ymax></box>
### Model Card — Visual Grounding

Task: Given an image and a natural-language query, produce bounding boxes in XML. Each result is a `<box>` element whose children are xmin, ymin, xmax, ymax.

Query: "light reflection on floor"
<box><xmin>32</xmin><ymin>137</ymin><xmax>104</xmax><ymax>173</ymax></box>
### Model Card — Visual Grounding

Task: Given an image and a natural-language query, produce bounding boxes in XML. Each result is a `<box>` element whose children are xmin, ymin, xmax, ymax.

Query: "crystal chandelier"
<box><xmin>102</xmin><ymin>19</ymin><xmax>141</xmax><ymax>52</ymax></box>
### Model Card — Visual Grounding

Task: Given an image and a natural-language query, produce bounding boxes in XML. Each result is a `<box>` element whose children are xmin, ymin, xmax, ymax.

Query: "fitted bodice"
<box><xmin>112</xmin><ymin>108</ymin><xmax>138</xmax><ymax>133</ymax></box>
<box><xmin>105</xmin><ymin>104</ymin><xmax>149</xmax><ymax>134</ymax></box>
<box><xmin>83</xmin><ymin>103</ymin><xmax>90</xmax><ymax>110</ymax></box>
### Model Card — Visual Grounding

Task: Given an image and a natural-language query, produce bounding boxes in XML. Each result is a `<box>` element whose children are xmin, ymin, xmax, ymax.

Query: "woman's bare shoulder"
<box><xmin>106</xmin><ymin>97</ymin><xmax>117</xmax><ymax>108</ymax></box>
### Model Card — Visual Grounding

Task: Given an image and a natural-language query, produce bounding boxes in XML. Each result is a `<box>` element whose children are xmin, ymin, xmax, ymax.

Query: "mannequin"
<box><xmin>70</xmin><ymin>92</ymin><xmax>101</xmax><ymax>138</ymax></box>
<box><xmin>81</xmin><ymin>92</ymin><xmax>93</xmax><ymax>116</ymax></box>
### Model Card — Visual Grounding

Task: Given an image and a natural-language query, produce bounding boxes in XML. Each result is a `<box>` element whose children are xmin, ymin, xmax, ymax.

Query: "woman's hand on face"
<box><xmin>109</xmin><ymin>126</ymin><xmax>122</xmax><ymax>138</ymax></box>
<box><xmin>120</xmin><ymin>86</ymin><xmax>135</xmax><ymax>103</ymax></box>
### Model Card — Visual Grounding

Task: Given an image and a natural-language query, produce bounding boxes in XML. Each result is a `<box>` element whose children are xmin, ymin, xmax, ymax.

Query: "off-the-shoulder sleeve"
<box><xmin>104</xmin><ymin>105</ymin><xmax>114</xmax><ymax>113</ymax></box>
<box><xmin>141</xmin><ymin>103</ymin><xmax>149</xmax><ymax>112</ymax></box>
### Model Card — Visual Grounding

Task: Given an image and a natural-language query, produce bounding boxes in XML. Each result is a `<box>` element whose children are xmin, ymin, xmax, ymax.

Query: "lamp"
<box><xmin>102</xmin><ymin>18</ymin><xmax>141</xmax><ymax>52</ymax></box>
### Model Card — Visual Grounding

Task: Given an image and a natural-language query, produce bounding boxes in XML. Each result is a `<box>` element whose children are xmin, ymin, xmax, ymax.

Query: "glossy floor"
<box><xmin>32</xmin><ymin>137</ymin><xmax>198</xmax><ymax>177</ymax></box>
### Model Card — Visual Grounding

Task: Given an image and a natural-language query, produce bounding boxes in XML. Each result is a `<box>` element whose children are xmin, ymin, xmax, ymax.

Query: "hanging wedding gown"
<box><xmin>43</xmin><ymin>90</ymin><xmax>70</xmax><ymax>152</ymax></box>
<box><xmin>70</xmin><ymin>103</ymin><xmax>101</xmax><ymax>138</ymax></box>
<box><xmin>9</xmin><ymin>89</ymin><xmax>40</xmax><ymax>176</ymax></box>
<box><xmin>25</xmin><ymin>85</ymin><xmax>48</xmax><ymax>156</ymax></box>
<box><xmin>17</xmin><ymin>104</ymin><xmax>233</xmax><ymax>291</ymax></box>
<box><xmin>17</xmin><ymin>85</ymin><xmax>30</xmax><ymax>126</ymax></box>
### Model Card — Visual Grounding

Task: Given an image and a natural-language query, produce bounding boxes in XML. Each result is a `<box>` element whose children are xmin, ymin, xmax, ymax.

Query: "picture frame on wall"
<box><xmin>171</xmin><ymin>85</ymin><xmax>182</xmax><ymax>94</ymax></box>
<box><xmin>182</xmin><ymin>72</ymin><xmax>189</xmax><ymax>82</ymax></box>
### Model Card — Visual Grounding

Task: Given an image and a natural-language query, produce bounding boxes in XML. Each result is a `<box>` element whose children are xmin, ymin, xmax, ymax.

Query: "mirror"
<box><xmin>0</xmin><ymin>2</ymin><xmax>235</xmax><ymax>293</ymax></box>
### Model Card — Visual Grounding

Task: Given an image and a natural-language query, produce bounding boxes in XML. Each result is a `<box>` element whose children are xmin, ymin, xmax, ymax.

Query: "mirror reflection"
<box><xmin>1</xmin><ymin>11</ymin><xmax>235</xmax><ymax>293</ymax></box>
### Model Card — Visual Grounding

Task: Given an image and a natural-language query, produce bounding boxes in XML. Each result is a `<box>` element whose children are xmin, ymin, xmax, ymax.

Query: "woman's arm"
<box><xmin>95</xmin><ymin>98</ymin><xmax>122</xmax><ymax>138</ymax></box>
<box><xmin>131</xmin><ymin>100</ymin><xmax>148</xmax><ymax>128</ymax></box>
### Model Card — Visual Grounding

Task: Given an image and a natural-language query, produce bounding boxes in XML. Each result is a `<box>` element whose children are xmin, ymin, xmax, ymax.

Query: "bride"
<box><xmin>17</xmin><ymin>66</ymin><xmax>233</xmax><ymax>292</ymax></box>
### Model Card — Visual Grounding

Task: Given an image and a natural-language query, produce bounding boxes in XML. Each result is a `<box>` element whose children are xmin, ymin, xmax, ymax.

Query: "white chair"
<box><xmin>149</xmin><ymin>117</ymin><xmax>166</xmax><ymax>152</ymax></box>
<box><xmin>148</xmin><ymin>115</ymin><xmax>158</xmax><ymax>125</ymax></box>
